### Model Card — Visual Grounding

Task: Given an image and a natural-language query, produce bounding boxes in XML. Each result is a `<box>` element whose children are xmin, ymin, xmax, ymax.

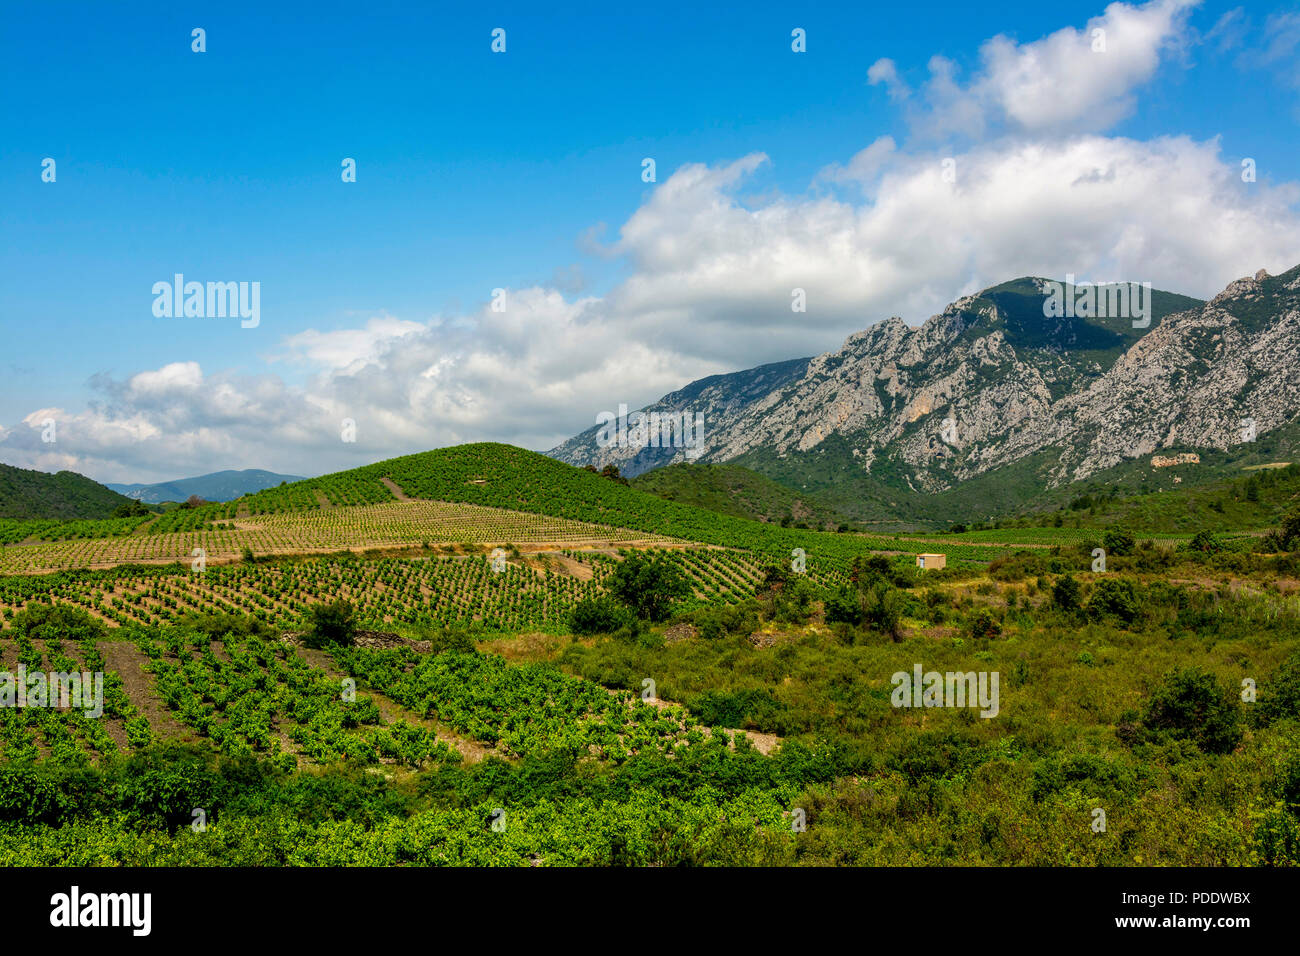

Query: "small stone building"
<box><xmin>916</xmin><ymin>553</ymin><xmax>946</xmax><ymax>570</ymax></box>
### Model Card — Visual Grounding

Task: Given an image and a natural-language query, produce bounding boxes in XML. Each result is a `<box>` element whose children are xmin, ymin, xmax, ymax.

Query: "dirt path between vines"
<box><xmin>97</xmin><ymin>640</ymin><xmax>197</xmax><ymax>743</ymax></box>
<box><xmin>379</xmin><ymin>477</ymin><xmax>411</xmax><ymax>501</ymax></box>
<box><xmin>291</xmin><ymin>644</ymin><xmax>496</xmax><ymax>764</ymax></box>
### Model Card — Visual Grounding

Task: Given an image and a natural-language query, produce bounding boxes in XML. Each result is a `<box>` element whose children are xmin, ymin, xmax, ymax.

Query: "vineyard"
<box><xmin>898</xmin><ymin>527</ymin><xmax>1196</xmax><ymax>546</ymax></box>
<box><xmin>0</xmin><ymin>447</ymin><xmax>1016</xmax><ymax>579</ymax></box>
<box><xmin>0</xmin><ymin>606</ymin><xmax>774</xmax><ymax>774</ymax></box>
<box><xmin>2</xmin><ymin>443</ymin><xmax>1297</xmax><ymax>867</ymax></box>
<box><xmin>0</xmin><ymin>497</ymin><xmax>684</xmax><ymax>575</ymax></box>
<box><xmin>0</xmin><ymin>546</ymin><xmax>846</xmax><ymax>634</ymax></box>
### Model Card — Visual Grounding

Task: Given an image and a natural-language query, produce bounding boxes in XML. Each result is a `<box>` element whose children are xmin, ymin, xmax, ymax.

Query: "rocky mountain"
<box><xmin>548</xmin><ymin>266</ymin><xmax>1300</xmax><ymax>509</ymax></box>
<box><xmin>107</xmin><ymin>469</ymin><xmax>307</xmax><ymax>504</ymax></box>
<box><xmin>547</xmin><ymin>357</ymin><xmax>810</xmax><ymax>478</ymax></box>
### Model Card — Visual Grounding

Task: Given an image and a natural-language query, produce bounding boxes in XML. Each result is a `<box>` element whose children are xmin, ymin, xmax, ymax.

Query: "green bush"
<box><xmin>967</xmin><ymin>609</ymin><xmax>1002</xmax><ymax>639</ymax></box>
<box><xmin>824</xmin><ymin>588</ymin><xmax>863</xmax><ymax>626</ymax></box>
<box><xmin>305</xmin><ymin>600</ymin><xmax>357</xmax><ymax>648</ymax></box>
<box><xmin>689</xmin><ymin>689</ymin><xmax>785</xmax><ymax>730</ymax></box>
<box><xmin>1102</xmin><ymin>527</ymin><xmax>1136</xmax><ymax>557</ymax></box>
<box><xmin>1259</xmin><ymin>651</ymin><xmax>1300</xmax><ymax>725</ymax></box>
<box><xmin>692</xmin><ymin>601</ymin><xmax>760</xmax><ymax>641</ymax></box>
<box><xmin>1140</xmin><ymin>667</ymin><xmax>1243</xmax><ymax>755</ymax></box>
<box><xmin>1051</xmin><ymin>575</ymin><xmax>1081</xmax><ymax>613</ymax></box>
<box><xmin>861</xmin><ymin>583</ymin><xmax>903</xmax><ymax>639</ymax></box>
<box><xmin>1086</xmin><ymin>577</ymin><xmax>1140</xmax><ymax>625</ymax></box>
<box><xmin>569</xmin><ymin>595</ymin><xmax>633</xmax><ymax>636</ymax></box>
<box><xmin>10</xmin><ymin>603</ymin><xmax>106</xmax><ymax>643</ymax></box>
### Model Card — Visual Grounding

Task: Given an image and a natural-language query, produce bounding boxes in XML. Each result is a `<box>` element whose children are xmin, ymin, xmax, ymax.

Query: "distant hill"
<box><xmin>0</xmin><ymin>462</ymin><xmax>135</xmax><ymax>520</ymax></box>
<box><xmin>107</xmin><ymin>469</ymin><xmax>308</xmax><ymax>504</ymax></box>
<box><xmin>630</xmin><ymin>462</ymin><xmax>855</xmax><ymax>530</ymax></box>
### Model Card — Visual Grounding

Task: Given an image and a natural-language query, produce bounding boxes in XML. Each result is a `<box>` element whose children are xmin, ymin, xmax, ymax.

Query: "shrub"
<box><xmin>569</xmin><ymin>595</ymin><xmax>633</xmax><ymax>636</ymax></box>
<box><xmin>1140</xmin><ymin>667</ymin><xmax>1243</xmax><ymax>755</ymax></box>
<box><xmin>861</xmin><ymin>583</ymin><xmax>903</xmax><ymax>639</ymax></box>
<box><xmin>1102</xmin><ymin>527</ymin><xmax>1136</xmax><ymax>557</ymax></box>
<box><xmin>1281</xmin><ymin>508</ymin><xmax>1300</xmax><ymax>551</ymax></box>
<box><xmin>422</xmin><ymin>626</ymin><xmax>477</xmax><ymax>655</ymax></box>
<box><xmin>1259</xmin><ymin>651</ymin><xmax>1300</xmax><ymax>725</ymax></box>
<box><xmin>967</xmin><ymin>609</ymin><xmax>1002</xmax><ymax>640</ymax></box>
<box><xmin>824</xmin><ymin>588</ymin><xmax>863</xmax><ymax>626</ymax></box>
<box><xmin>690</xmin><ymin>689</ymin><xmax>785</xmax><ymax>730</ymax></box>
<box><xmin>772</xmin><ymin>575</ymin><xmax>815</xmax><ymax>625</ymax></box>
<box><xmin>693</xmin><ymin>601</ymin><xmax>759</xmax><ymax>641</ymax></box>
<box><xmin>1051</xmin><ymin>574</ymin><xmax>1081</xmax><ymax>613</ymax></box>
<box><xmin>10</xmin><ymin>603</ymin><xmax>106</xmax><ymax>643</ymax></box>
<box><xmin>1086</xmin><ymin>577</ymin><xmax>1140</xmax><ymax>625</ymax></box>
<box><xmin>305</xmin><ymin>599</ymin><xmax>357</xmax><ymax>648</ymax></box>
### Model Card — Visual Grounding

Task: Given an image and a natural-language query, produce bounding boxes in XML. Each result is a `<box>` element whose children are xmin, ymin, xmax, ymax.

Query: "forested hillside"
<box><xmin>0</xmin><ymin>462</ymin><xmax>134</xmax><ymax>520</ymax></box>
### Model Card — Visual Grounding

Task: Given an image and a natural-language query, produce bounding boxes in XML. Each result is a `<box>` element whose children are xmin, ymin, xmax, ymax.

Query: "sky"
<box><xmin>2</xmin><ymin>0</ymin><xmax>1300</xmax><ymax>483</ymax></box>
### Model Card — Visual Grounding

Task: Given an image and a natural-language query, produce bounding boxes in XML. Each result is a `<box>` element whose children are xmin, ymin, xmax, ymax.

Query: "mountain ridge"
<box><xmin>107</xmin><ymin>468</ymin><xmax>308</xmax><ymax>503</ymax></box>
<box><xmin>547</xmin><ymin>267</ymin><xmax>1300</xmax><ymax>522</ymax></box>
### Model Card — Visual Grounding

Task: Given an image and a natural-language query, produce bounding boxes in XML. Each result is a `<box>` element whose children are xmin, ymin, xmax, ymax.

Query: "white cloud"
<box><xmin>4</xmin><ymin>0</ymin><xmax>1299</xmax><ymax>484</ymax></box>
<box><xmin>907</xmin><ymin>0</ymin><xmax>1199</xmax><ymax>138</ymax></box>
<box><xmin>867</xmin><ymin>58</ymin><xmax>910</xmax><ymax>100</ymax></box>
<box><xmin>276</xmin><ymin>316</ymin><xmax>425</xmax><ymax>372</ymax></box>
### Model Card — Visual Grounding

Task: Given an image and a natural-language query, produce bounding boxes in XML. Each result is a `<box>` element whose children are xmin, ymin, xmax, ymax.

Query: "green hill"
<box><xmin>0</xmin><ymin>462</ymin><xmax>136</xmax><ymax>521</ymax></box>
<box><xmin>192</xmin><ymin>443</ymin><xmax>1002</xmax><ymax>568</ymax></box>
<box><xmin>630</xmin><ymin>463</ymin><xmax>854</xmax><ymax>530</ymax></box>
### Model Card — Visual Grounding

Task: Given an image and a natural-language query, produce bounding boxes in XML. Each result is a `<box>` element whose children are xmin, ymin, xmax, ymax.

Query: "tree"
<box><xmin>861</xmin><ymin>583</ymin><xmax>903</xmax><ymax>640</ymax></box>
<box><xmin>112</xmin><ymin>499</ymin><xmax>150</xmax><ymax>518</ymax></box>
<box><xmin>607</xmin><ymin>553</ymin><xmax>688</xmax><ymax>622</ymax></box>
<box><xmin>824</xmin><ymin>588</ymin><xmax>863</xmax><ymax>626</ymax></box>
<box><xmin>304</xmin><ymin>599</ymin><xmax>357</xmax><ymax>648</ymax></box>
<box><xmin>1259</xmin><ymin>650</ymin><xmax>1300</xmax><ymax>725</ymax></box>
<box><xmin>1281</xmin><ymin>508</ymin><xmax>1300</xmax><ymax>551</ymax></box>
<box><xmin>772</xmin><ymin>575</ymin><xmax>814</xmax><ymax>625</ymax></box>
<box><xmin>598</xmin><ymin>464</ymin><xmax>629</xmax><ymax>486</ymax></box>
<box><xmin>967</xmin><ymin>609</ymin><xmax>1002</xmax><ymax>639</ymax></box>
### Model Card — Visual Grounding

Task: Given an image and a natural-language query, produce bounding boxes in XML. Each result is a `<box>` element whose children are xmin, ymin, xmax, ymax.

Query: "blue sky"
<box><xmin>3</xmin><ymin>0</ymin><xmax>1299</xmax><ymax>482</ymax></box>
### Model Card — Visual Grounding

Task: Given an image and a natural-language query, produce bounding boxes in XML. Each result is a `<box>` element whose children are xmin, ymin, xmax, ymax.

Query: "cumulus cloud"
<box><xmin>4</xmin><ymin>0</ymin><xmax>1299</xmax><ymax>483</ymax></box>
<box><xmin>903</xmin><ymin>0</ymin><xmax>1198</xmax><ymax>138</ymax></box>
